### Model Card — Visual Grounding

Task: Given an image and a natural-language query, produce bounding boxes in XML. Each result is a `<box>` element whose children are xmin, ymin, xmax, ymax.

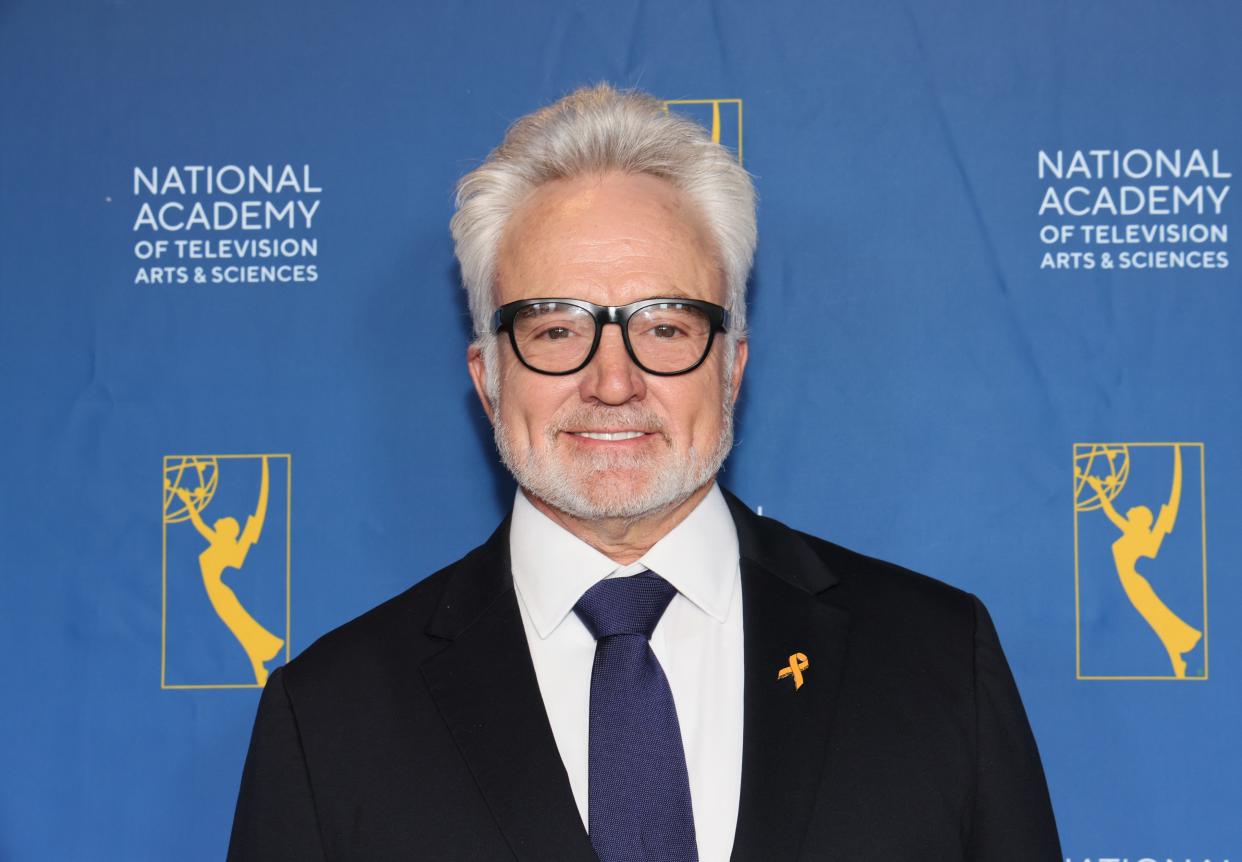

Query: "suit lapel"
<box><xmin>725</xmin><ymin>492</ymin><xmax>852</xmax><ymax>862</ymax></box>
<box><xmin>420</xmin><ymin>520</ymin><xmax>597</xmax><ymax>862</ymax></box>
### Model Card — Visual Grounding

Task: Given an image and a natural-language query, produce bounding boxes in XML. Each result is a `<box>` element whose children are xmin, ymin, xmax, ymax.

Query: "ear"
<box><xmin>467</xmin><ymin>341</ymin><xmax>496</xmax><ymax>424</ymax></box>
<box><xmin>728</xmin><ymin>337</ymin><xmax>749</xmax><ymax>405</ymax></box>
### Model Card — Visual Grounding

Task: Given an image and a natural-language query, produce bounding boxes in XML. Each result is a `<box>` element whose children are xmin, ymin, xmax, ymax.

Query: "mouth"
<box><xmin>563</xmin><ymin>429</ymin><xmax>660</xmax><ymax>444</ymax></box>
<box><xmin>571</xmin><ymin>430</ymin><xmax>646</xmax><ymax>441</ymax></box>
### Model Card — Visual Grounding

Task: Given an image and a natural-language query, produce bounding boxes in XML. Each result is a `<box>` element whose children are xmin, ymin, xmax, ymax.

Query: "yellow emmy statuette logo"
<box><xmin>663</xmin><ymin>98</ymin><xmax>744</xmax><ymax>165</ymax></box>
<box><xmin>777</xmin><ymin>652</ymin><xmax>809</xmax><ymax>690</ymax></box>
<box><xmin>1074</xmin><ymin>443</ymin><xmax>1207</xmax><ymax>680</ymax></box>
<box><xmin>162</xmin><ymin>454</ymin><xmax>291</xmax><ymax>689</ymax></box>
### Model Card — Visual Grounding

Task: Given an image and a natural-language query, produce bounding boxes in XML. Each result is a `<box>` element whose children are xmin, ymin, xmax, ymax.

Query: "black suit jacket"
<box><xmin>228</xmin><ymin>490</ymin><xmax>1060</xmax><ymax>860</ymax></box>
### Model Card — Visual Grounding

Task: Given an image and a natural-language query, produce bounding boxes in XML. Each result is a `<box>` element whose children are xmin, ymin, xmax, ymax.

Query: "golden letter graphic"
<box><xmin>1075</xmin><ymin>444</ymin><xmax>1204</xmax><ymax>679</ymax></box>
<box><xmin>164</xmin><ymin>455</ymin><xmax>286</xmax><ymax>686</ymax></box>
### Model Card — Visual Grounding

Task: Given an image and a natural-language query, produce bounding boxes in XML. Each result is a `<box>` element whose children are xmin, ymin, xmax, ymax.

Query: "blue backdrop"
<box><xmin>1</xmin><ymin>1</ymin><xmax>1238</xmax><ymax>859</ymax></box>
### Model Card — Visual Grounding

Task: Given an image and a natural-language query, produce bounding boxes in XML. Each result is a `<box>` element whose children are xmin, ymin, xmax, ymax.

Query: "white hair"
<box><xmin>450</xmin><ymin>83</ymin><xmax>757</xmax><ymax>382</ymax></box>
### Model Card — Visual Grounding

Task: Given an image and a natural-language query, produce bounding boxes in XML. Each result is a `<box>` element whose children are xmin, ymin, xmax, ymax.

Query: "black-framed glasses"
<box><xmin>494</xmin><ymin>297</ymin><xmax>729</xmax><ymax>376</ymax></box>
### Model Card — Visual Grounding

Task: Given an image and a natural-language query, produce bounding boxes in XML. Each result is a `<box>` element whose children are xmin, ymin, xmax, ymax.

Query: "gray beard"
<box><xmin>492</xmin><ymin>394</ymin><xmax>735</xmax><ymax>523</ymax></box>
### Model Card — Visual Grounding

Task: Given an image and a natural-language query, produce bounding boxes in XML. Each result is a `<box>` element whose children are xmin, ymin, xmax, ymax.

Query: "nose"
<box><xmin>578</xmin><ymin>324</ymin><xmax>646</xmax><ymax>405</ymax></box>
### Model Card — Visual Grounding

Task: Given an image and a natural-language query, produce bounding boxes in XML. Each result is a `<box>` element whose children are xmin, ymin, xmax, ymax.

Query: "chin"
<box><xmin>577</xmin><ymin>470</ymin><xmax>667</xmax><ymax>508</ymax></box>
<box><xmin>537</xmin><ymin>461</ymin><xmax>708</xmax><ymax>522</ymax></box>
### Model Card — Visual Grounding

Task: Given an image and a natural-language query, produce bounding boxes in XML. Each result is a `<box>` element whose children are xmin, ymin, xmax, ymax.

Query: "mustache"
<box><xmin>549</xmin><ymin>406</ymin><xmax>670</xmax><ymax>440</ymax></box>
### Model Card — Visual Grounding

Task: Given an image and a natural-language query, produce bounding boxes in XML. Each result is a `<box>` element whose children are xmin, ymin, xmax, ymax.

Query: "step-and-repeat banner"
<box><xmin>2</xmin><ymin>1</ymin><xmax>1238</xmax><ymax>859</ymax></box>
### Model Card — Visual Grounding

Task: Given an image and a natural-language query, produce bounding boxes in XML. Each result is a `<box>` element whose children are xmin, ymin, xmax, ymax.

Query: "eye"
<box><xmin>633</xmin><ymin>302</ymin><xmax>702</xmax><ymax>339</ymax></box>
<box><xmin>525</xmin><ymin>320</ymin><xmax>591</xmax><ymax>342</ymax></box>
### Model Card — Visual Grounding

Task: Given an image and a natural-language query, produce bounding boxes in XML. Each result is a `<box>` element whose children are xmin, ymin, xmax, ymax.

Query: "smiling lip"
<box><xmin>565</xmin><ymin>430</ymin><xmax>654</xmax><ymax>442</ymax></box>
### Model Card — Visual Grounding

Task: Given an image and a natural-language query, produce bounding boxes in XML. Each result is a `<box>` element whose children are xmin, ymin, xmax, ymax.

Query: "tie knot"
<box><xmin>573</xmin><ymin>570</ymin><xmax>677</xmax><ymax>640</ymax></box>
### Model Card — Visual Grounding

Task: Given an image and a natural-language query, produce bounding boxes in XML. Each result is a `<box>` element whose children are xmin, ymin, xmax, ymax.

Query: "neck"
<box><xmin>524</xmin><ymin>480</ymin><xmax>716</xmax><ymax>565</ymax></box>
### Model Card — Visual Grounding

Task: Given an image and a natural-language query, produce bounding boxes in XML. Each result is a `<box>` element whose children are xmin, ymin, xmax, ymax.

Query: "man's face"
<box><xmin>468</xmin><ymin>171</ymin><xmax>748</xmax><ymax>521</ymax></box>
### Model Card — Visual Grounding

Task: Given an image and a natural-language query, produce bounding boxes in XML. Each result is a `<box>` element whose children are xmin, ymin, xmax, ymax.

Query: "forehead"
<box><xmin>495</xmin><ymin>171</ymin><xmax>723</xmax><ymax>307</ymax></box>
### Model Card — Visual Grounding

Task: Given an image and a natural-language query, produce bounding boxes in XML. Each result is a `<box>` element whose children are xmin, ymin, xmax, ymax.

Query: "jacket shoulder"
<box><xmin>811</xmin><ymin>527</ymin><xmax>971</xmax><ymax>606</ymax></box>
<box><xmin>279</xmin><ymin>566</ymin><xmax>448</xmax><ymax>692</ymax></box>
<box><xmin>762</xmin><ymin>514</ymin><xmax>983</xmax><ymax>695</ymax></box>
<box><xmin>278</xmin><ymin>530</ymin><xmax>500</xmax><ymax>693</ymax></box>
<box><xmin>747</xmin><ymin>506</ymin><xmax>978</xmax><ymax>635</ymax></box>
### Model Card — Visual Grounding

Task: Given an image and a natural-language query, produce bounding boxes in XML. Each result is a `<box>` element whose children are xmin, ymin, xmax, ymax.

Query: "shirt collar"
<box><xmin>509</xmin><ymin>482</ymin><xmax>740</xmax><ymax>639</ymax></box>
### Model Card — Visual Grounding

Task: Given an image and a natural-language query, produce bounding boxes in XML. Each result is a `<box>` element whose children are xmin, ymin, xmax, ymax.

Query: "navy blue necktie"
<box><xmin>573</xmin><ymin>571</ymin><xmax>699</xmax><ymax>862</ymax></box>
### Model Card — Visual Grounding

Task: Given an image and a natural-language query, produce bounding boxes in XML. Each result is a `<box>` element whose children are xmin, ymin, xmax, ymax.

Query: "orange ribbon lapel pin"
<box><xmin>777</xmin><ymin>652</ymin><xmax>809</xmax><ymax>690</ymax></box>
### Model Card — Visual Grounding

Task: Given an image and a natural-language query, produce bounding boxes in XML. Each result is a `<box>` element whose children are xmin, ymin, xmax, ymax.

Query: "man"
<box><xmin>228</xmin><ymin>84</ymin><xmax>1061</xmax><ymax>861</ymax></box>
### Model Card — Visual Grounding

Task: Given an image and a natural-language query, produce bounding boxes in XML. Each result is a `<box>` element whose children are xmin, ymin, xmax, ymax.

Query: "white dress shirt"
<box><xmin>509</xmin><ymin>483</ymin><xmax>744</xmax><ymax>862</ymax></box>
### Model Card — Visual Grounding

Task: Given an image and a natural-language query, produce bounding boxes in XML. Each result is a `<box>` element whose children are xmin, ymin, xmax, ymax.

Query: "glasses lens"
<box><xmin>510</xmin><ymin>302</ymin><xmax>596</xmax><ymax>372</ymax></box>
<box><xmin>627</xmin><ymin>302</ymin><xmax>714</xmax><ymax>373</ymax></box>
